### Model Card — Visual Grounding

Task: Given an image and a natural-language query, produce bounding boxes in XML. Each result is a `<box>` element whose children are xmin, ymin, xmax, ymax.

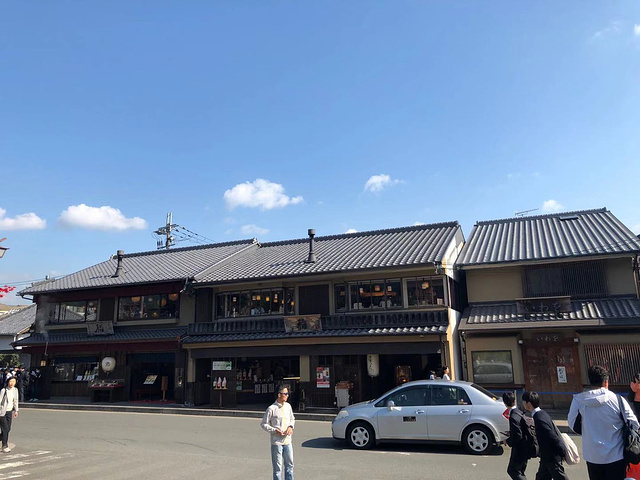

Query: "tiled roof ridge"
<box><xmin>258</xmin><ymin>221</ymin><xmax>460</xmax><ymax>248</ymax></box>
<box><xmin>119</xmin><ymin>238</ymin><xmax>257</xmax><ymax>259</ymax></box>
<box><xmin>474</xmin><ymin>208</ymin><xmax>607</xmax><ymax>226</ymax></box>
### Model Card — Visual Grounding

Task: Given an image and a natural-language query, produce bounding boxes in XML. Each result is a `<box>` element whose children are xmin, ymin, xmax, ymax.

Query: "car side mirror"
<box><xmin>387</xmin><ymin>400</ymin><xmax>396</xmax><ymax>410</ymax></box>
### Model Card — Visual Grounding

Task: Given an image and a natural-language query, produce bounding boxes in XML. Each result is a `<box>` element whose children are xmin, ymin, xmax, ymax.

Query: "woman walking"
<box><xmin>0</xmin><ymin>376</ymin><xmax>20</xmax><ymax>453</ymax></box>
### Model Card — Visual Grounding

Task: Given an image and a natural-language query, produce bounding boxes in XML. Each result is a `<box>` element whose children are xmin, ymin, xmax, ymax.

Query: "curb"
<box><xmin>19</xmin><ymin>403</ymin><xmax>336</xmax><ymax>422</ymax></box>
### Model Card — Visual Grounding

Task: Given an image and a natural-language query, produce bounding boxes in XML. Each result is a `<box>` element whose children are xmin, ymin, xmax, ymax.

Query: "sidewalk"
<box><xmin>19</xmin><ymin>399</ymin><xmax>573</xmax><ymax>432</ymax></box>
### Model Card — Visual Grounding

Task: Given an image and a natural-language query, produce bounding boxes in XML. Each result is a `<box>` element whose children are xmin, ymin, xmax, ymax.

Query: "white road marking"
<box><xmin>0</xmin><ymin>454</ymin><xmax>74</xmax><ymax>470</ymax></box>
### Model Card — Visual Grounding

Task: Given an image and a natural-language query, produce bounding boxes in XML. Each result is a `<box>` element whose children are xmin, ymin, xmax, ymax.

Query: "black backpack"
<box><xmin>521</xmin><ymin>414</ymin><xmax>539</xmax><ymax>459</ymax></box>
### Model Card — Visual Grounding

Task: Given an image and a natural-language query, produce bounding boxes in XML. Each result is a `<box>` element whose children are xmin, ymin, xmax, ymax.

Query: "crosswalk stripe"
<box><xmin>0</xmin><ymin>454</ymin><xmax>74</xmax><ymax>471</ymax></box>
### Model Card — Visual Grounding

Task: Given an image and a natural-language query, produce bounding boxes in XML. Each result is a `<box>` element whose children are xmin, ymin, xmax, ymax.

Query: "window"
<box><xmin>430</xmin><ymin>386</ymin><xmax>471</xmax><ymax>406</ymax></box>
<box><xmin>51</xmin><ymin>300</ymin><xmax>99</xmax><ymax>324</ymax></box>
<box><xmin>407</xmin><ymin>277</ymin><xmax>446</xmax><ymax>307</ymax></box>
<box><xmin>376</xmin><ymin>386</ymin><xmax>430</xmax><ymax>407</ymax></box>
<box><xmin>471</xmin><ymin>351</ymin><xmax>514</xmax><ymax>384</ymax></box>
<box><xmin>523</xmin><ymin>261</ymin><xmax>607</xmax><ymax>298</ymax></box>
<box><xmin>339</xmin><ymin>279</ymin><xmax>403</xmax><ymax>312</ymax></box>
<box><xmin>584</xmin><ymin>343</ymin><xmax>640</xmax><ymax>385</ymax></box>
<box><xmin>52</xmin><ymin>357</ymin><xmax>99</xmax><ymax>382</ymax></box>
<box><xmin>215</xmin><ymin>288</ymin><xmax>291</xmax><ymax>318</ymax></box>
<box><xmin>335</xmin><ymin>284</ymin><xmax>347</xmax><ymax>312</ymax></box>
<box><xmin>117</xmin><ymin>293</ymin><xmax>179</xmax><ymax>321</ymax></box>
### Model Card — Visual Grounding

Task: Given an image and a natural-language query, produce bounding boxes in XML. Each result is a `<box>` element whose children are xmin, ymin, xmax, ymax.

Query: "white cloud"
<box><xmin>240</xmin><ymin>224</ymin><xmax>269</xmax><ymax>236</ymax></box>
<box><xmin>58</xmin><ymin>204</ymin><xmax>147</xmax><ymax>231</ymax></box>
<box><xmin>345</xmin><ymin>228</ymin><xmax>358</xmax><ymax>234</ymax></box>
<box><xmin>364</xmin><ymin>174</ymin><xmax>402</xmax><ymax>193</ymax></box>
<box><xmin>592</xmin><ymin>20</ymin><xmax>622</xmax><ymax>40</ymax></box>
<box><xmin>542</xmin><ymin>199</ymin><xmax>564</xmax><ymax>213</ymax></box>
<box><xmin>631</xmin><ymin>224</ymin><xmax>640</xmax><ymax>235</ymax></box>
<box><xmin>413</xmin><ymin>222</ymin><xmax>425</xmax><ymax>226</ymax></box>
<box><xmin>634</xmin><ymin>24</ymin><xmax>640</xmax><ymax>37</ymax></box>
<box><xmin>0</xmin><ymin>208</ymin><xmax>46</xmax><ymax>230</ymax></box>
<box><xmin>223</xmin><ymin>179</ymin><xmax>303</xmax><ymax>210</ymax></box>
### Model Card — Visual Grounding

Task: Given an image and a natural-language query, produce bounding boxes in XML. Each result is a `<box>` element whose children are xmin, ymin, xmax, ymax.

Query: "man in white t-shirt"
<box><xmin>261</xmin><ymin>385</ymin><xmax>296</xmax><ymax>480</ymax></box>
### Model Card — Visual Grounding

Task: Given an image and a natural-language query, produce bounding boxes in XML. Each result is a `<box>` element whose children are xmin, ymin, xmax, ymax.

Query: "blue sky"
<box><xmin>1</xmin><ymin>2</ymin><xmax>639</xmax><ymax>304</ymax></box>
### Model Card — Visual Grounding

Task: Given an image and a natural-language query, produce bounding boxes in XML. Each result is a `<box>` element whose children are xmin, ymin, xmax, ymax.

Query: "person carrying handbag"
<box><xmin>568</xmin><ymin>365</ymin><xmax>639</xmax><ymax>480</ymax></box>
<box><xmin>0</xmin><ymin>376</ymin><xmax>20</xmax><ymax>453</ymax></box>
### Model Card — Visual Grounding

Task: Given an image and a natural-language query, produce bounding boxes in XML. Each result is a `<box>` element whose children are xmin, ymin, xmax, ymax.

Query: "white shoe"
<box><xmin>2</xmin><ymin>447</ymin><xmax>11</xmax><ymax>453</ymax></box>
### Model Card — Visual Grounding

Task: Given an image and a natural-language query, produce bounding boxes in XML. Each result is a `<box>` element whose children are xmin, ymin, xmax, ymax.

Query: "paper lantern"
<box><xmin>367</xmin><ymin>354</ymin><xmax>380</xmax><ymax>377</ymax></box>
<box><xmin>101</xmin><ymin>357</ymin><xmax>116</xmax><ymax>373</ymax></box>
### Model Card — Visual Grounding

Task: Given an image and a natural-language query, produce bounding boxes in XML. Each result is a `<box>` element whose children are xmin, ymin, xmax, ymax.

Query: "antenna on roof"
<box><xmin>514</xmin><ymin>208</ymin><xmax>539</xmax><ymax>217</ymax></box>
<box><xmin>152</xmin><ymin>213</ymin><xmax>216</xmax><ymax>250</ymax></box>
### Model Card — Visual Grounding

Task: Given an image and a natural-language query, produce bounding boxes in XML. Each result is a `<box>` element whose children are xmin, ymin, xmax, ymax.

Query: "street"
<box><xmin>2</xmin><ymin>409</ymin><xmax>590</xmax><ymax>480</ymax></box>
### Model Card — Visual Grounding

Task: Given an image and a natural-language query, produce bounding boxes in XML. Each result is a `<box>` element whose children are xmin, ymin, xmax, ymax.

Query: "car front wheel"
<box><xmin>462</xmin><ymin>425</ymin><xmax>494</xmax><ymax>455</ymax></box>
<box><xmin>346</xmin><ymin>422</ymin><xmax>375</xmax><ymax>450</ymax></box>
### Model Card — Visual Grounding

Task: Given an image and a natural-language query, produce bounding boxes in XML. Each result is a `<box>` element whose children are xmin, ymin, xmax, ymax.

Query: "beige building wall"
<box><xmin>605</xmin><ymin>257</ymin><xmax>637</xmax><ymax>295</ymax></box>
<box><xmin>464</xmin><ymin>335</ymin><xmax>524</xmax><ymax>385</ymax></box>
<box><xmin>466</xmin><ymin>267</ymin><xmax>523</xmax><ymax>303</ymax></box>
<box><xmin>178</xmin><ymin>294</ymin><xmax>195</xmax><ymax>326</ymax></box>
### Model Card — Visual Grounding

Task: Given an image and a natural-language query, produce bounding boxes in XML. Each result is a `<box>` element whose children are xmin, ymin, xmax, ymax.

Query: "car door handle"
<box><xmin>458</xmin><ymin>409</ymin><xmax>470</xmax><ymax>414</ymax></box>
<box><xmin>415</xmin><ymin>410</ymin><xmax>425</xmax><ymax>414</ymax></box>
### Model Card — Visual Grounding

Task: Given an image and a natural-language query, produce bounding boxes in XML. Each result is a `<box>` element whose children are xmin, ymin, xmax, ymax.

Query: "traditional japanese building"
<box><xmin>182</xmin><ymin>223</ymin><xmax>466</xmax><ymax>410</ymax></box>
<box><xmin>457</xmin><ymin>208</ymin><xmax>640</xmax><ymax>408</ymax></box>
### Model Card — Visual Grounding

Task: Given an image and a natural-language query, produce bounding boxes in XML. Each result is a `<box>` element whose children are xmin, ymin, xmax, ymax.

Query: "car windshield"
<box><xmin>471</xmin><ymin>383</ymin><xmax>500</xmax><ymax>401</ymax></box>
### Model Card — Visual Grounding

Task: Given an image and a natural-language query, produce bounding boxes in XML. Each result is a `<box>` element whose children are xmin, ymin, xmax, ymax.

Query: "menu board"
<box><xmin>143</xmin><ymin>375</ymin><xmax>158</xmax><ymax>385</ymax></box>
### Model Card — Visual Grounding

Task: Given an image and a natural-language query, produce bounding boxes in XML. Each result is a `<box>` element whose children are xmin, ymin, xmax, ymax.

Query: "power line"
<box><xmin>152</xmin><ymin>213</ymin><xmax>215</xmax><ymax>250</ymax></box>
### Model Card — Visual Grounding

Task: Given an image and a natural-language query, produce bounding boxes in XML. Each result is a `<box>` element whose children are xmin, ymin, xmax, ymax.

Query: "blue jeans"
<box><xmin>270</xmin><ymin>444</ymin><xmax>294</xmax><ymax>480</ymax></box>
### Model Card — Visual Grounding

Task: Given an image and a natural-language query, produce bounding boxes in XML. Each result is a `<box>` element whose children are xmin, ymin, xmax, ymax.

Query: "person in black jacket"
<box><xmin>523</xmin><ymin>391</ymin><xmax>568</xmax><ymax>480</ymax></box>
<box><xmin>504</xmin><ymin>391</ymin><xmax>530</xmax><ymax>480</ymax></box>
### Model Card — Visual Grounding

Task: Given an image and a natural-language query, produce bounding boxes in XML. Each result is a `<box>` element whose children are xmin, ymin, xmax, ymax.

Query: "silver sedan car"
<box><xmin>331</xmin><ymin>380</ymin><xmax>509</xmax><ymax>455</ymax></box>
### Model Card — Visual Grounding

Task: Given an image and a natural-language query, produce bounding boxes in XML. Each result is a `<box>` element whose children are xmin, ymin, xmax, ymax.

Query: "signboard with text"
<box><xmin>86</xmin><ymin>321</ymin><xmax>114</xmax><ymax>336</ymax></box>
<box><xmin>284</xmin><ymin>315</ymin><xmax>322</xmax><ymax>333</ymax></box>
<box><xmin>212</xmin><ymin>361</ymin><xmax>232</xmax><ymax>371</ymax></box>
<box><xmin>516</xmin><ymin>296</ymin><xmax>572</xmax><ymax>316</ymax></box>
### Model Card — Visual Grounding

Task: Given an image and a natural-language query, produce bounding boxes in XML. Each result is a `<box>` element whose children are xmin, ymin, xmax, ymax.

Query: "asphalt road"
<box><xmin>2</xmin><ymin>409</ymin><xmax>590</xmax><ymax>480</ymax></box>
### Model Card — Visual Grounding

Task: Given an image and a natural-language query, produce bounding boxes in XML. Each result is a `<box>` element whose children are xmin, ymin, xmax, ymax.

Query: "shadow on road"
<box><xmin>301</xmin><ymin>437</ymin><xmax>505</xmax><ymax>457</ymax></box>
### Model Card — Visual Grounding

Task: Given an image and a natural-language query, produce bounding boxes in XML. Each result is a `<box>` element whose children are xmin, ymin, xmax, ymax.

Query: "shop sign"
<box><xmin>86</xmin><ymin>321</ymin><xmax>114</xmax><ymax>336</ymax></box>
<box><xmin>212</xmin><ymin>361</ymin><xmax>232</xmax><ymax>371</ymax></box>
<box><xmin>557</xmin><ymin>366</ymin><xmax>568</xmax><ymax>384</ymax></box>
<box><xmin>284</xmin><ymin>315</ymin><xmax>322</xmax><ymax>333</ymax></box>
<box><xmin>367</xmin><ymin>354</ymin><xmax>380</xmax><ymax>377</ymax></box>
<box><xmin>516</xmin><ymin>296</ymin><xmax>571</xmax><ymax>316</ymax></box>
<box><xmin>316</xmin><ymin>366</ymin><xmax>330</xmax><ymax>388</ymax></box>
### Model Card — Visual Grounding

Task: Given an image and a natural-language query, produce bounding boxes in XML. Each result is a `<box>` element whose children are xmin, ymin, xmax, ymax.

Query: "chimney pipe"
<box><xmin>304</xmin><ymin>229</ymin><xmax>317</xmax><ymax>264</ymax></box>
<box><xmin>113</xmin><ymin>250</ymin><xmax>124</xmax><ymax>277</ymax></box>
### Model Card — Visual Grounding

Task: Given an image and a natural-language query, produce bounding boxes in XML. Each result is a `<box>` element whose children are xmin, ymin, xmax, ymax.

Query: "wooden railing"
<box><xmin>187</xmin><ymin>309</ymin><xmax>447</xmax><ymax>336</ymax></box>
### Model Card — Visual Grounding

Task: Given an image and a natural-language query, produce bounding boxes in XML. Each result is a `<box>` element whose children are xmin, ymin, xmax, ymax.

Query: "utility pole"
<box><xmin>154</xmin><ymin>213</ymin><xmax>178</xmax><ymax>250</ymax></box>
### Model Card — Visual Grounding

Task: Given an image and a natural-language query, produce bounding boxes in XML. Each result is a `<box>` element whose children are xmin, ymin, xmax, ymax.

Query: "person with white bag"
<box><xmin>569</xmin><ymin>365</ymin><xmax>639</xmax><ymax>480</ymax></box>
<box><xmin>0</xmin><ymin>376</ymin><xmax>20</xmax><ymax>453</ymax></box>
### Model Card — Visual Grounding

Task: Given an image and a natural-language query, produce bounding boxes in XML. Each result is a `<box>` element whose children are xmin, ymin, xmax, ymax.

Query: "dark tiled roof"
<box><xmin>0</xmin><ymin>304</ymin><xmax>36</xmax><ymax>335</ymax></box>
<box><xmin>14</xmin><ymin>327</ymin><xmax>187</xmax><ymax>346</ymax></box>
<box><xmin>181</xmin><ymin>325</ymin><xmax>447</xmax><ymax>343</ymax></box>
<box><xmin>457</xmin><ymin>208</ymin><xmax>640</xmax><ymax>267</ymax></box>
<box><xmin>20</xmin><ymin>240</ymin><xmax>257</xmax><ymax>295</ymax></box>
<box><xmin>194</xmin><ymin>222</ymin><xmax>462</xmax><ymax>284</ymax></box>
<box><xmin>460</xmin><ymin>297</ymin><xmax>640</xmax><ymax>330</ymax></box>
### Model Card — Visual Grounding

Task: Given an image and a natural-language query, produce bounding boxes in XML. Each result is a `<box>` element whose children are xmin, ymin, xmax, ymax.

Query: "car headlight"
<box><xmin>335</xmin><ymin>409</ymin><xmax>350</xmax><ymax>421</ymax></box>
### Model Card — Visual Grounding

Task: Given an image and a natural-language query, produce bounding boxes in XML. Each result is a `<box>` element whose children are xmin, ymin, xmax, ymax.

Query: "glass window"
<box><xmin>378</xmin><ymin>386</ymin><xmax>430</xmax><ymax>407</ymax></box>
<box><xmin>471</xmin><ymin>351</ymin><xmax>514</xmax><ymax>384</ymax></box>
<box><xmin>239</xmin><ymin>292</ymin><xmax>251</xmax><ymax>316</ymax></box>
<box><xmin>271</xmin><ymin>289</ymin><xmax>284</xmax><ymax>315</ymax></box>
<box><xmin>370</xmin><ymin>280</ymin><xmax>385</xmax><ymax>309</ymax></box>
<box><xmin>386</xmin><ymin>279</ymin><xmax>402</xmax><ymax>308</ymax></box>
<box><xmin>260</xmin><ymin>290</ymin><xmax>271</xmax><ymax>315</ymax></box>
<box><xmin>285</xmin><ymin>288</ymin><xmax>295</xmax><ymax>315</ymax></box>
<box><xmin>349</xmin><ymin>283</ymin><xmax>361</xmax><ymax>310</ymax></box>
<box><xmin>334</xmin><ymin>284</ymin><xmax>346</xmax><ymax>312</ymax></box>
<box><xmin>216</xmin><ymin>294</ymin><xmax>226</xmax><ymax>318</ymax></box>
<box><xmin>359</xmin><ymin>282</ymin><xmax>372</xmax><ymax>309</ymax></box>
<box><xmin>52</xmin><ymin>361</ymin><xmax>99</xmax><ymax>382</ymax></box>
<box><xmin>230</xmin><ymin>293</ymin><xmax>240</xmax><ymax>317</ymax></box>
<box><xmin>53</xmin><ymin>300</ymin><xmax>99</xmax><ymax>323</ymax></box>
<box><xmin>430</xmin><ymin>386</ymin><xmax>470</xmax><ymax>406</ymax></box>
<box><xmin>407</xmin><ymin>277</ymin><xmax>446</xmax><ymax>307</ymax></box>
<box><xmin>118</xmin><ymin>294</ymin><xmax>179</xmax><ymax>321</ymax></box>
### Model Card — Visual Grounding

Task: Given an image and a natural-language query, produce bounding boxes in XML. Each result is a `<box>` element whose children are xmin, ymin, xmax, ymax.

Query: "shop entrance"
<box><xmin>129</xmin><ymin>353</ymin><xmax>175</xmax><ymax>401</ymax></box>
<box><xmin>523</xmin><ymin>340</ymin><xmax>581</xmax><ymax>409</ymax></box>
<box><xmin>234</xmin><ymin>356</ymin><xmax>300</xmax><ymax>407</ymax></box>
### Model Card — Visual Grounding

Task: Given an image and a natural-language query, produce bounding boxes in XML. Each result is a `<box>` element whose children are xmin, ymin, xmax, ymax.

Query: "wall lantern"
<box><xmin>367</xmin><ymin>354</ymin><xmax>380</xmax><ymax>377</ymax></box>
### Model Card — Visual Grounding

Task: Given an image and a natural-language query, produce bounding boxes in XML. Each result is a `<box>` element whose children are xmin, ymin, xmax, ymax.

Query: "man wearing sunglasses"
<box><xmin>261</xmin><ymin>385</ymin><xmax>296</xmax><ymax>480</ymax></box>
